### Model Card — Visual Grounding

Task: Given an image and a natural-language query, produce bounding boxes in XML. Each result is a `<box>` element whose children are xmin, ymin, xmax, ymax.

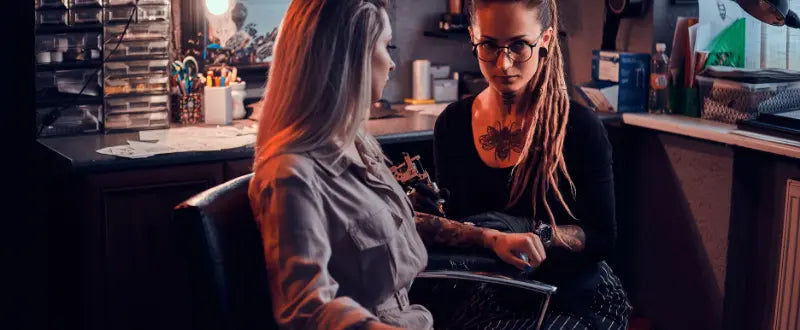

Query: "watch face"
<box><xmin>537</xmin><ymin>224</ymin><xmax>553</xmax><ymax>242</ymax></box>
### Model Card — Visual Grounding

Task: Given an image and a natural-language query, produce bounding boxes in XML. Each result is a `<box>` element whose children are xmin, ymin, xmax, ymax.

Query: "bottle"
<box><xmin>648</xmin><ymin>43</ymin><xmax>670</xmax><ymax>114</ymax></box>
<box><xmin>230</xmin><ymin>81</ymin><xmax>247</xmax><ymax>120</ymax></box>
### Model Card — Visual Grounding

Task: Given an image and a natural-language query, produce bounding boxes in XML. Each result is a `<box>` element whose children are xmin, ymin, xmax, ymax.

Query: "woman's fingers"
<box><xmin>519</xmin><ymin>235</ymin><xmax>544</xmax><ymax>268</ymax></box>
<box><xmin>528</xmin><ymin>233</ymin><xmax>546</xmax><ymax>262</ymax></box>
<box><xmin>501</xmin><ymin>252</ymin><xmax>531</xmax><ymax>271</ymax></box>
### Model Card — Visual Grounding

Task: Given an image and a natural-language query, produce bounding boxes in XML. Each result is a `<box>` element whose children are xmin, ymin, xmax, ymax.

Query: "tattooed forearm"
<box><xmin>414</xmin><ymin>211</ymin><xmax>492</xmax><ymax>248</ymax></box>
<box><xmin>556</xmin><ymin>225</ymin><xmax>586</xmax><ymax>251</ymax></box>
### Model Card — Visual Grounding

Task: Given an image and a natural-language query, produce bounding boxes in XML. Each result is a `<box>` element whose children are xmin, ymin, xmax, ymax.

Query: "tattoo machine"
<box><xmin>389</xmin><ymin>152</ymin><xmax>446</xmax><ymax>216</ymax></box>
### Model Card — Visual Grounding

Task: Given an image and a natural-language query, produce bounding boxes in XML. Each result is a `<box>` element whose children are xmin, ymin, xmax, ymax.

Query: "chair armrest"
<box><xmin>416</xmin><ymin>271</ymin><xmax>557</xmax><ymax>295</ymax></box>
<box><xmin>418</xmin><ymin>248</ymin><xmax>557</xmax><ymax>329</ymax></box>
<box><xmin>413</xmin><ymin>271</ymin><xmax>555</xmax><ymax>330</ymax></box>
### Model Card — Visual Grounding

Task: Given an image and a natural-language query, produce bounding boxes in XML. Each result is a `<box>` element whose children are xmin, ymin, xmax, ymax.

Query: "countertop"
<box><xmin>622</xmin><ymin>113</ymin><xmax>800</xmax><ymax>160</ymax></box>
<box><xmin>42</xmin><ymin>108</ymin><xmax>800</xmax><ymax>174</ymax></box>
<box><xmin>38</xmin><ymin>110</ymin><xmax>439</xmax><ymax>173</ymax></box>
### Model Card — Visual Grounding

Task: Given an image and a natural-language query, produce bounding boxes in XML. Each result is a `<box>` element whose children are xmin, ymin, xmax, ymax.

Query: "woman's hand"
<box><xmin>483</xmin><ymin>230</ymin><xmax>546</xmax><ymax>272</ymax></box>
<box><xmin>407</xmin><ymin>181</ymin><xmax>448</xmax><ymax>217</ymax></box>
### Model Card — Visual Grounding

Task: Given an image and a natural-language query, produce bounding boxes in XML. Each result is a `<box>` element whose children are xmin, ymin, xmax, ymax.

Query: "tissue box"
<box><xmin>433</xmin><ymin>79</ymin><xmax>458</xmax><ymax>102</ymax></box>
<box><xmin>591</xmin><ymin>50</ymin><xmax>650</xmax><ymax>112</ymax></box>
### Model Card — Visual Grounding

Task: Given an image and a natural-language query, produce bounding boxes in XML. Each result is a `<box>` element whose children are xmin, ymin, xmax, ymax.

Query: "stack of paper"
<box><xmin>701</xmin><ymin>65</ymin><xmax>800</xmax><ymax>83</ymax></box>
<box><xmin>96</xmin><ymin>125</ymin><xmax>258</xmax><ymax>159</ymax></box>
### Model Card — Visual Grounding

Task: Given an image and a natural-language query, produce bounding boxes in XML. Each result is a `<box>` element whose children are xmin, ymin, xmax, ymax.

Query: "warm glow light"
<box><xmin>206</xmin><ymin>0</ymin><xmax>230</xmax><ymax>16</ymax></box>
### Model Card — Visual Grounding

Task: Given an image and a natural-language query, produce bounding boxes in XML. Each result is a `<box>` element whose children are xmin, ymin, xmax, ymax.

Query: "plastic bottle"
<box><xmin>648</xmin><ymin>43</ymin><xmax>670</xmax><ymax>114</ymax></box>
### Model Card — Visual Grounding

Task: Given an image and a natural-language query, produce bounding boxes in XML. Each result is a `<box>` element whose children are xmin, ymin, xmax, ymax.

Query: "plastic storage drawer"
<box><xmin>70</xmin><ymin>0</ymin><xmax>102</xmax><ymax>7</ymax></box>
<box><xmin>104</xmin><ymin>59</ymin><xmax>170</xmax><ymax>77</ymax></box>
<box><xmin>105</xmin><ymin>94</ymin><xmax>170</xmax><ymax>114</ymax></box>
<box><xmin>70</xmin><ymin>7</ymin><xmax>103</xmax><ymax>25</ymax></box>
<box><xmin>36</xmin><ymin>10</ymin><xmax>69</xmax><ymax>26</ymax></box>
<box><xmin>36</xmin><ymin>104</ymin><xmax>102</xmax><ymax>136</ymax></box>
<box><xmin>104</xmin><ymin>75</ymin><xmax>169</xmax><ymax>96</ymax></box>
<box><xmin>105</xmin><ymin>111</ymin><xmax>169</xmax><ymax>131</ymax></box>
<box><xmin>36</xmin><ymin>0</ymin><xmax>69</xmax><ymax>9</ymax></box>
<box><xmin>105</xmin><ymin>39</ymin><xmax>168</xmax><ymax>60</ymax></box>
<box><xmin>104</xmin><ymin>22</ymin><xmax>169</xmax><ymax>44</ymax></box>
<box><xmin>36</xmin><ymin>70</ymin><xmax>102</xmax><ymax>97</ymax></box>
<box><xmin>104</xmin><ymin>6</ymin><xmax>136</xmax><ymax>23</ymax></box>
<box><xmin>104</xmin><ymin>0</ymin><xmax>169</xmax><ymax>6</ymax></box>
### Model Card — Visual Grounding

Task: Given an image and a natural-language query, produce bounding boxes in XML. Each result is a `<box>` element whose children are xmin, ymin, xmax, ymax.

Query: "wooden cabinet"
<box><xmin>66</xmin><ymin>163</ymin><xmax>228</xmax><ymax>330</ymax></box>
<box><xmin>771</xmin><ymin>180</ymin><xmax>800</xmax><ymax>330</ymax></box>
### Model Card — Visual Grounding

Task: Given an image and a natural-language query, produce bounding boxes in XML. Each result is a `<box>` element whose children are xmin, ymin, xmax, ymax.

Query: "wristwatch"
<box><xmin>534</xmin><ymin>223</ymin><xmax>553</xmax><ymax>248</ymax></box>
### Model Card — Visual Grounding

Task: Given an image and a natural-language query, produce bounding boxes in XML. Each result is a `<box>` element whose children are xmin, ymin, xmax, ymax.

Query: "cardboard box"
<box><xmin>590</xmin><ymin>50</ymin><xmax>650</xmax><ymax>112</ymax></box>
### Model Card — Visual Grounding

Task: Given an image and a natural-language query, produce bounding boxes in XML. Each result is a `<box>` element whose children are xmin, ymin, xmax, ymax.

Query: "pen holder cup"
<box><xmin>177</xmin><ymin>93</ymin><xmax>203</xmax><ymax>125</ymax></box>
<box><xmin>204</xmin><ymin>86</ymin><xmax>233</xmax><ymax>125</ymax></box>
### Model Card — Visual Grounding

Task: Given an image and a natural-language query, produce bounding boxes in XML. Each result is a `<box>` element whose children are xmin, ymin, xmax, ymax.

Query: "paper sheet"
<box><xmin>731</xmin><ymin>130</ymin><xmax>800</xmax><ymax>148</ymax></box>
<box><xmin>97</xmin><ymin>125</ymin><xmax>258</xmax><ymax>159</ymax></box>
<box><xmin>698</xmin><ymin>0</ymin><xmax>763</xmax><ymax>69</ymax></box>
<box><xmin>404</xmin><ymin>103</ymin><xmax>449</xmax><ymax>117</ymax></box>
<box><xmin>762</xmin><ymin>24</ymin><xmax>789</xmax><ymax>69</ymax></box>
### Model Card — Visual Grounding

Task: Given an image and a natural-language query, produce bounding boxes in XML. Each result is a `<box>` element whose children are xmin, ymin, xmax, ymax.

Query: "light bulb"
<box><xmin>206</xmin><ymin>0</ymin><xmax>230</xmax><ymax>16</ymax></box>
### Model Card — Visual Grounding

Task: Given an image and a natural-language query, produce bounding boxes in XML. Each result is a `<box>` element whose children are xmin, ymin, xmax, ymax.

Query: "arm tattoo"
<box><xmin>413</xmin><ymin>211</ymin><xmax>491</xmax><ymax>248</ymax></box>
<box><xmin>479</xmin><ymin>121</ymin><xmax>525</xmax><ymax>161</ymax></box>
<box><xmin>557</xmin><ymin>225</ymin><xmax>586</xmax><ymax>252</ymax></box>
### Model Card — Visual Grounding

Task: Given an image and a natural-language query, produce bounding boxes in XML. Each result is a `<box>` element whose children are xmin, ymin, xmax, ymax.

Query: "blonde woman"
<box><xmin>427</xmin><ymin>0</ymin><xmax>632</xmax><ymax>328</ymax></box>
<box><xmin>248</xmin><ymin>1</ymin><xmax>544</xmax><ymax>329</ymax></box>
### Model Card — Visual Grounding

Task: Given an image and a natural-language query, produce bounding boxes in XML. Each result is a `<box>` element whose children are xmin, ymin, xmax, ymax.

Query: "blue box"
<box><xmin>591</xmin><ymin>50</ymin><xmax>650</xmax><ymax>113</ymax></box>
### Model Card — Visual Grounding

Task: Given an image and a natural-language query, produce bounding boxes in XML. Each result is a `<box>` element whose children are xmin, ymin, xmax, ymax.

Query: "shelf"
<box><xmin>36</xmin><ymin>95</ymin><xmax>104</xmax><ymax>107</ymax></box>
<box><xmin>423</xmin><ymin>30</ymin><xmax>469</xmax><ymax>40</ymax></box>
<box><xmin>36</xmin><ymin>23</ymin><xmax>104</xmax><ymax>34</ymax></box>
<box><xmin>36</xmin><ymin>60</ymin><xmax>104</xmax><ymax>71</ymax></box>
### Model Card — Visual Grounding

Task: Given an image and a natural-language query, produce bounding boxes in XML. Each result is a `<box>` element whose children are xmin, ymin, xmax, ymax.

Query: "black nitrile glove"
<box><xmin>408</xmin><ymin>181</ymin><xmax>449</xmax><ymax>217</ymax></box>
<box><xmin>461</xmin><ymin>211</ymin><xmax>533</xmax><ymax>234</ymax></box>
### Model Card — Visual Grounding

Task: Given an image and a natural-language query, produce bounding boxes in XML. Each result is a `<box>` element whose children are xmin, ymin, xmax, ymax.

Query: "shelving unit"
<box><xmin>34</xmin><ymin>0</ymin><xmax>172</xmax><ymax>137</ymax></box>
<box><xmin>423</xmin><ymin>29</ymin><xmax>470</xmax><ymax>40</ymax></box>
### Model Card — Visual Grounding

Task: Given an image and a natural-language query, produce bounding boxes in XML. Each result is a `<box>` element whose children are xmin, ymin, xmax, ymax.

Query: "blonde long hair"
<box><xmin>469</xmin><ymin>0</ymin><xmax>576</xmax><ymax>246</ymax></box>
<box><xmin>254</xmin><ymin>0</ymin><xmax>389</xmax><ymax>167</ymax></box>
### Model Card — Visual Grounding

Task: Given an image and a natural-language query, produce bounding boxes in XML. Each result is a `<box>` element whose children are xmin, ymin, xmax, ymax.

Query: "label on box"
<box><xmin>598</xmin><ymin>51</ymin><xmax>620</xmax><ymax>83</ymax></box>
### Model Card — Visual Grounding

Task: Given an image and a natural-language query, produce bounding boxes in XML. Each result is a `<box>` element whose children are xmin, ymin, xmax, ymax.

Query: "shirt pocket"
<box><xmin>347</xmin><ymin>206</ymin><xmax>403</xmax><ymax>304</ymax></box>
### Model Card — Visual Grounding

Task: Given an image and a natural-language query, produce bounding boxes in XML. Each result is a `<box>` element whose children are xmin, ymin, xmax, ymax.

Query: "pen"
<box><xmin>207</xmin><ymin>71</ymin><xmax>214</xmax><ymax>87</ymax></box>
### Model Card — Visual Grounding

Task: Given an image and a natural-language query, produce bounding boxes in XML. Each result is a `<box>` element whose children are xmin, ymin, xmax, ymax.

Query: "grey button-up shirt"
<box><xmin>249</xmin><ymin>143</ymin><xmax>432</xmax><ymax>329</ymax></box>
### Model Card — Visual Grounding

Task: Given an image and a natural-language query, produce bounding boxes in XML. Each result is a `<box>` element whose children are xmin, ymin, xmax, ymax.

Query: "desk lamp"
<box><xmin>736</xmin><ymin>0</ymin><xmax>800</xmax><ymax>28</ymax></box>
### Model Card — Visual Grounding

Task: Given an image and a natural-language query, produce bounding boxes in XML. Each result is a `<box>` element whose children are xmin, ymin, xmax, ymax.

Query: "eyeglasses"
<box><xmin>471</xmin><ymin>32</ymin><xmax>544</xmax><ymax>63</ymax></box>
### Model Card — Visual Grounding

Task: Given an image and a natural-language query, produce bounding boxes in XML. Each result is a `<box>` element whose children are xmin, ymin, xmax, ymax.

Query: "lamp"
<box><xmin>206</xmin><ymin>0</ymin><xmax>230</xmax><ymax>16</ymax></box>
<box><xmin>735</xmin><ymin>0</ymin><xmax>800</xmax><ymax>28</ymax></box>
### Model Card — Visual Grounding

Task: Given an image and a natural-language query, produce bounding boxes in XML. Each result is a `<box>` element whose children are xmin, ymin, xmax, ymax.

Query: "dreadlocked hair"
<box><xmin>468</xmin><ymin>0</ymin><xmax>577</xmax><ymax>249</ymax></box>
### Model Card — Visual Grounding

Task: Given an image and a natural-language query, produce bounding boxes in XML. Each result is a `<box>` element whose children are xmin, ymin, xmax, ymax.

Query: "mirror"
<box><xmin>204</xmin><ymin>0</ymin><xmax>291</xmax><ymax>67</ymax></box>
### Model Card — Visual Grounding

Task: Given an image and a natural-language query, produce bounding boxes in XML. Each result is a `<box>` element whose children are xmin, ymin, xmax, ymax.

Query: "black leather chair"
<box><xmin>174</xmin><ymin>174</ymin><xmax>556</xmax><ymax>330</ymax></box>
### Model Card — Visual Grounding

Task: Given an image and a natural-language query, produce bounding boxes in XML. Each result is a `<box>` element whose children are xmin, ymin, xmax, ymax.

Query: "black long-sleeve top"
<box><xmin>433</xmin><ymin>95</ymin><xmax>617</xmax><ymax>286</ymax></box>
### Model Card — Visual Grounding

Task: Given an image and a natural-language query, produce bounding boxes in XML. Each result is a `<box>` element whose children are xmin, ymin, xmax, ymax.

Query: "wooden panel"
<box><xmin>773</xmin><ymin>179</ymin><xmax>800</xmax><ymax>330</ymax></box>
<box><xmin>82</xmin><ymin>164</ymin><xmax>224</xmax><ymax>330</ymax></box>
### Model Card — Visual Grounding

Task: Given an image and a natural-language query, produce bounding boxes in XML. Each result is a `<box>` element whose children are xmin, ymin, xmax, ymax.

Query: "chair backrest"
<box><xmin>173</xmin><ymin>173</ymin><xmax>278</xmax><ymax>330</ymax></box>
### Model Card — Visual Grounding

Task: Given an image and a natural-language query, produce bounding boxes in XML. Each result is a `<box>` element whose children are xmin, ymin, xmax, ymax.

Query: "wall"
<box><xmin>384</xmin><ymin>0</ymin><xmax>656</xmax><ymax>103</ymax></box>
<box><xmin>384</xmin><ymin>0</ymin><xmax>479</xmax><ymax>103</ymax></box>
<box><xmin>559</xmin><ymin>0</ymin><xmax>653</xmax><ymax>93</ymax></box>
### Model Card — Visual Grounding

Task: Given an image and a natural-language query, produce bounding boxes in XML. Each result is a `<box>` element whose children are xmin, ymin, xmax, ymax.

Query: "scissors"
<box><xmin>171</xmin><ymin>56</ymin><xmax>199</xmax><ymax>94</ymax></box>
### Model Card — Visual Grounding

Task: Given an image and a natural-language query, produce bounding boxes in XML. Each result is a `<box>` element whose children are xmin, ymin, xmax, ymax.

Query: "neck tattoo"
<box><xmin>479</xmin><ymin>92</ymin><xmax>524</xmax><ymax>161</ymax></box>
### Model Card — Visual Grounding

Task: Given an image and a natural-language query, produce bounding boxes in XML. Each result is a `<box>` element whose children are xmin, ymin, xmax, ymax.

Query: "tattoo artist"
<box><xmin>410</xmin><ymin>0</ymin><xmax>633</xmax><ymax>328</ymax></box>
